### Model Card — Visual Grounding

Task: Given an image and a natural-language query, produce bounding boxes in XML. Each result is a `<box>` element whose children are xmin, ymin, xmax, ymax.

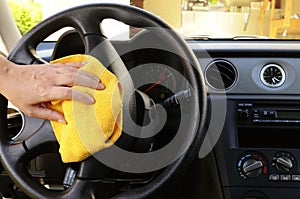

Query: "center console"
<box><xmin>214</xmin><ymin>97</ymin><xmax>300</xmax><ymax>199</ymax></box>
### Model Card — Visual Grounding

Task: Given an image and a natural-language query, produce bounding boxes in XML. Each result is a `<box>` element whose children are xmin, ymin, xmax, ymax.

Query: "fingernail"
<box><xmin>87</xmin><ymin>96</ymin><xmax>95</xmax><ymax>104</ymax></box>
<box><xmin>91</xmin><ymin>76</ymin><xmax>100</xmax><ymax>82</ymax></box>
<box><xmin>97</xmin><ymin>83</ymin><xmax>105</xmax><ymax>90</ymax></box>
<box><xmin>58</xmin><ymin>119</ymin><xmax>67</xmax><ymax>124</ymax></box>
<box><xmin>81</xmin><ymin>62</ymin><xmax>87</xmax><ymax>66</ymax></box>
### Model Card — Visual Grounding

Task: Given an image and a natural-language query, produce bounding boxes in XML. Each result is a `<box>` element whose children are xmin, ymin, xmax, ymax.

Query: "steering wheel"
<box><xmin>0</xmin><ymin>4</ymin><xmax>207</xmax><ymax>199</ymax></box>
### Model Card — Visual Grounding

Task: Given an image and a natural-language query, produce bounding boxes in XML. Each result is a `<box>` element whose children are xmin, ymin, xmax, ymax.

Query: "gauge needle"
<box><xmin>144</xmin><ymin>74</ymin><xmax>166</xmax><ymax>93</ymax></box>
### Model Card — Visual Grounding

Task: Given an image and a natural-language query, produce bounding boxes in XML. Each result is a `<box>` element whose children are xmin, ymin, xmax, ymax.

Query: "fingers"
<box><xmin>50</xmin><ymin>87</ymin><xmax>95</xmax><ymax>105</ymax></box>
<box><xmin>70</xmin><ymin>89</ymin><xmax>96</xmax><ymax>104</ymax></box>
<box><xmin>52</xmin><ymin>63</ymin><xmax>105</xmax><ymax>90</ymax></box>
<box><xmin>34</xmin><ymin>87</ymin><xmax>97</xmax><ymax>122</ymax></box>
<box><xmin>22</xmin><ymin>87</ymin><xmax>95</xmax><ymax>122</ymax></box>
<box><xmin>76</xmin><ymin>70</ymin><xmax>106</xmax><ymax>90</ymax></box>
<box><xmin>51</xmin><ymin>62</ymin><xmax>86</xmax><ymax>69</ymax></box>
<box><xmin>25</xmin><ymin>104</ymin><xmax>67</xmax><ymax>124</ymax></box>
<box><xmin>21</xmin><ymin>62</ymin><xmax>105</xmax><ymax>122</ymax></box>
<box><xmin>55</xmin><ymin>71</ymin><xmax>105</xmax><ymax>90</ymax></box>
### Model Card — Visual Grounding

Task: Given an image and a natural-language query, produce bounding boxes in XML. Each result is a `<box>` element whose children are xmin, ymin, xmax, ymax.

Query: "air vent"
<box><xmin>260</xmin><ymin>64</ymin><xmax>286</xmax><ymax>88</ymax></box>
<box><xmin>205</xmin><ymin>60</ymin><xmax>237</xmax><ymax>90</ymax></box>
<box><xmin>7</xmin><ymin>106</ymin><xmax>24</xmax><ymax>139</ymax></box>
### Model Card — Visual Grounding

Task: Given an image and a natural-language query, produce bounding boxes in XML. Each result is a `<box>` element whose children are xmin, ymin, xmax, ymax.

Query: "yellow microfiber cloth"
<box><xmin>48</xmin><ymin>54</ymin><xmax>122</xmax><ymax>163</ymax></box>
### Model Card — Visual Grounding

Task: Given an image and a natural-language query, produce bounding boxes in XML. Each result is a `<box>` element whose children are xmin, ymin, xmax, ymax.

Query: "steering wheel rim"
<box><xmin>0</xmin><ymin>3</ymin><xmax>207</xmax><ymax>199</ymax></box>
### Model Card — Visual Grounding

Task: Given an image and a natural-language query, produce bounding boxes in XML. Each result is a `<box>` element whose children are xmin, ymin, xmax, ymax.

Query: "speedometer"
<box><xmin>132</xmin><ymin>63</ymin><xmax>177</xmax><ymax>103</ymax></box>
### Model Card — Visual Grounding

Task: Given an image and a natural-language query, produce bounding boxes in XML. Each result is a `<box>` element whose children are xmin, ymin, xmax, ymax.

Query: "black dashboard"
<box><xmin>3</xmin><ymin>33</ymin><xmax>300</xmax><ymax>198</ymax></box>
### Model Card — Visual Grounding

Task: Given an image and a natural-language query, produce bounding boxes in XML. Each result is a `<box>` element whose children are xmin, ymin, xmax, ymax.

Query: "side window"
<box><xmin>10</xmin><ymin>0</ymin><xmax>131</xmax><ymax>41</ymax></box>
<box><xmin>8</xmin><ymin>0</ymin><xmax>42</xmax><ymax>36</ymax></box>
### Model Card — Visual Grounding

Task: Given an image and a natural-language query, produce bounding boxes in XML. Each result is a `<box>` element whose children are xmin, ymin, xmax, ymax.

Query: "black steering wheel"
<box><xmin>0</xmin><ymin>4</ymin><xmax>207</xmax><ymax>199</ymax></box>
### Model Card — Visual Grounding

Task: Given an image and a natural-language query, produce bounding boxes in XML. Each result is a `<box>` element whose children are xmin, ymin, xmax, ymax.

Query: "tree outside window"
<box><xmin>8</xmin><ymin>0</ymin><xmax>42</xmax><ymax>35</ymax></box>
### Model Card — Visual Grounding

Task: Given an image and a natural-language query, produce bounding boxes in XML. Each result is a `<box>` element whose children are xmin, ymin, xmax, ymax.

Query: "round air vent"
<box><xmin>260</xmin><ymin>64</ymin><xmax>286</xmax><ymax>88</ymax></box>
<box><xmin>205</xmin><ymin>60</ymin><xmax>237</xmax><ymax>90</ymax></box>
<box><xmin>7</xmin><ymin>105</ymin><xmax>24</xmax><ymax>139</ymax></box>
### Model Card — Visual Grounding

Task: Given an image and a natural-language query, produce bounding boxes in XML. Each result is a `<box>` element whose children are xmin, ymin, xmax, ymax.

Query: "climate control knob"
<box><xmin>273</xmin><ymin>152</ymin><xmax>294</xmax><ymax>172</ymax></box>
<box><xmin>242</xmin><ymin>159</ymin><xmax>263</xmax><ymax>178</ymax></box>
<box><xmin>237</xmin><ymin>152</ymin><xmax>267</xmax><ymax>179</ymax></box>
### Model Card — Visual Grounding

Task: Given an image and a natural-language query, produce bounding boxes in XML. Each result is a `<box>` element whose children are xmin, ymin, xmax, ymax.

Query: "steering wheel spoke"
<box><xmin>8</xmin><ymin>45</ymin><xmax>39</xmax><ymax>65</ymax></box>
<box><xmin>24</xmin><ymin>121</ymin><xmax>58</xmax><ymax>155</ymax></box>
<box><xmin>1</xmin><ymin>141</ymin><xmax>27</xmax><ymax>165</ymax></box>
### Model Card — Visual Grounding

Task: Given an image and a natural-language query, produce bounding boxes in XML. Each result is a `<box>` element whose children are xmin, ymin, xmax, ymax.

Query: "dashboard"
<box><xmin>3</xmin><ymin>31</ymin><xmax>300</xmax><ymax>198</ymax></box>
<box><xmin>192</xmin><ymin>40</ymin><xmax>300</xmax><ymax>199</ymax></box>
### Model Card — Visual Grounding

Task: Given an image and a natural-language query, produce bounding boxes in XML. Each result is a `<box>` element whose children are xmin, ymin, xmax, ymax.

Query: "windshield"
<box><xmin>6</xmin><ymin>0</ymin><xmax>300</xmax><ymax>40</ymax></box>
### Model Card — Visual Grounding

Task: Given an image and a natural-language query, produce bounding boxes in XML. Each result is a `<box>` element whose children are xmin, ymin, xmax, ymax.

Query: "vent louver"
<box><xmin>7</xmin><ymin>107</ymin><xmax>23</xmax><ymax>138</ymax></box>
<box><xmin>205</xmin><ymin>60</ymin><xmax>237</xmax><ymax>90</ymax></box>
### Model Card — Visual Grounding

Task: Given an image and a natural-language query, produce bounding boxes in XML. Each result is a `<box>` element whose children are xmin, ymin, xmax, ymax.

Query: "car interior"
<box><xmin>1</xmin><ymin>0</ymin><xmax>300</xmax><ymax>199</ymax></box>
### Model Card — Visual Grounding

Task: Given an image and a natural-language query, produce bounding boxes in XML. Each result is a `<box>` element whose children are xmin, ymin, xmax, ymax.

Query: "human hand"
<box><xmin>0</xmin><ymin>57</ymin><xmax>104</xmax><ymax>124</ymax></box>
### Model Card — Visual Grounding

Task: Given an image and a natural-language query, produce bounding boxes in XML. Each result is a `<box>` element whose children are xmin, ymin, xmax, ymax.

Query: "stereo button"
<box><xmin>239</xmin><ymin>109</ymin><xmax>249</xmax><ymax>120</ymax></box>
<box><xmin>262</xmin><ymin>111</ymin><xmax>268</xmax><ymax>117</ymax></box>
<box><xmin>269</xmin><ymin>111</ymin><xmax>276</xmax><ymax>118</ymax></box>
<box><xmin>253</xmin><ymin>109</ymin><xmax>260</xmax><ymax>119</ymax></box>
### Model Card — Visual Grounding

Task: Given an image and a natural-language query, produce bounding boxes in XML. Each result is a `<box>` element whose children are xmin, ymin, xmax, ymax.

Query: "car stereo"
<box><xmin>237</xmin><ymin>102</ymin><xmax>300</xmax><ymax>125</ymax></box>
<box><xmin>236</xmin><ymin>102</ymin><xmax>300</xmax><ymax>148</ymax></box>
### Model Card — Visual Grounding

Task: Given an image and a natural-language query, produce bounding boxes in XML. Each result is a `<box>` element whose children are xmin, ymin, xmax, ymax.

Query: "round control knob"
<box><xmin>237</xmin><ymin>152</ymin><xmax>268</xmax><ymax>179</ymax></box>
<box><xmin>273</xmin><ymin>152</ymin><xmax>294</xmax><ymax>172</ymax></box>
<box><xmin>242</xmin><ymin>159</ymin><xmax>263</xmax><ymax>178</ymax></box>
<box><xmin>239</xmin><ymin>109</ymin><xmax>249</xmax><ymax>120</ymax></box>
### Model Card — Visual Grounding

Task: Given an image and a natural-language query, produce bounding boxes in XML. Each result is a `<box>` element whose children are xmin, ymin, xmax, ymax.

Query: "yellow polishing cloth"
<box><xmin>48</xmin><ymin>54</ymin><xmax>122</xmax><ymax>163</ymax></box>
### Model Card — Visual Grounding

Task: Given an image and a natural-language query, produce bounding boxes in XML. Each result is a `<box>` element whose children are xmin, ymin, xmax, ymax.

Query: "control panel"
<box><xmin>237</xmin><ymin>103</ymin><xmax>300</xmax><ymax>124</ymax></box>
<box><xmin>236</xmin><ymin>151</ymin><xmax>300</xmax><ymax>183</ymax></box>
<box><xmin>235</xmin><ymin>102</ymin><xmax>300</xmax><ymax>184</ymax></box>
<box><xmin>214</xmin><ymin>100</ymin><xmax>300</xmax><ymax>199</ymax></box>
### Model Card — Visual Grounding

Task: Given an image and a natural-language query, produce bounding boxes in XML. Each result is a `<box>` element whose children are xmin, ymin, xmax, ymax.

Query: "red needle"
<box><xmin>143</xmin><ymin>73</ymin><xmax>166</xmax><ymax>93</ymax></box>
<box><xmin>144</xmin><ymin>80</ymin><xmax>162</xmax><ymax>93</ymax></box>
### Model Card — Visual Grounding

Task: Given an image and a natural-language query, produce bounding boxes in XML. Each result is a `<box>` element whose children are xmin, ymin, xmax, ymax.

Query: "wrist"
<box><xmin>0</xmin><ymin>55</ymin><xmax>17</xmax><ymax>97</ymax></box>
<box><xmin>0</xmin><ymin>55</ymin><xmax>15</xmax><ymax>71</ymax></box>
